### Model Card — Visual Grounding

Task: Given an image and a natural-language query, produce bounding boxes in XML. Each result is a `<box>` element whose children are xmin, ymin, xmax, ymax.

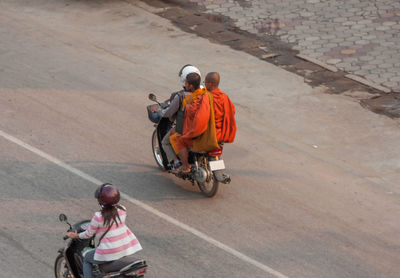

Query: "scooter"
<box><xmin>147</xmin><ymin>93</ymin><xmax>230</xmax><ymax>197</ymax></box>
<box><xmin>55</xmin><ymin>213</ymin><xmax>147</xmax><ymax>278</ymax></box>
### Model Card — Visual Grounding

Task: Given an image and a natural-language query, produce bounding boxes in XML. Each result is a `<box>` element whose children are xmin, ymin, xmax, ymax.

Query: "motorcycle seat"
<box><xmin>99</xmin><ymin>255</ymin><xmax>145</xmax><ymax>273</ymax></box>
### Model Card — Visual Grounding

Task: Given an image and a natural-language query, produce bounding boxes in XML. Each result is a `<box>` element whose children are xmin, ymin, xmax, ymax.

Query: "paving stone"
<box><xmin>346</xmin><ymin>65</ymin><xmax>362</xmax><ymax>71</ymax></box>
<box><xmin>305</xmin><ymin>36</ymin><xmax>320</xmax><ymax>41</ymax></box>
<box><xmin>354</xmin><ymin>69</ymin><xmax>372</xmax><ymax>75</ymax></box>
<box><xmin>336</xmin><ymin>62</ymin><xmax>353</xmax><ymax>68</ymax></box>
<box><xmin>343</xmin><ymin>21</ymin><xmax>356</xmax><ymax>26</ymax></box>
<box><xmin>383</xmin><ymin>81</ymin><xmax>398</xmax><ymax>87</ymax></box>
<box><xmin>379</xmin><ymin>63</ymin><xmax>393</xmax><ymax>69</ymax></box>
<box><xmin>361</xmin><ymin>64</ymin><xmax>378</xmax><ymax>70</ymax></box>
<box><xmin>207</xmin><ymin>4</ymin><xmax>220</xmax><ymax>9</ymax></box>
<box><xmin>381</xmin><ymin>41</ymin><xmax>396</xmax><ymax>46</ymax></box>
<box><xmin>383</xmin><ymin>21</ymin><xmax>397</xmax><ymax>26</ymax></box>
<box><xmin>389</xmin><ymin>76</ymin><xmax>400</xmax><ymax>82</ymax></box>
<box><xmin>309</xmin><ymin>44</ymin><xmax>322</xmax><ymax>49</ymax></box>
<box><xmin>327</xmin><ymin>58</ymin><xmax>342</xmax><ymax>64</ymax></box>
<box><xmin>210</xmin><ymin>7</ymin><xmax>222</xmax><ymax>13</ymax></box>
<box><xmin>359</xmin><ymin>55</ymin><xmax>375</xmax><ymax>61</ymax></box>
<box><xmin>352</xmin><ymin>24</ymin><xmax>366</xmax><ymax>29</ymax></box>
<box><xmin>341</xmin><ymin>41</ymin><xmax>355</xmax><ymax>47</ymax></box>
<box><xmin>331</xmin><ymin>38</ymin><xmax>346</xmax><ymax>43</ymax></box>
<box><xmin>370</xmin><ymin>59</ymin><xmax>383</xmax><ymax>65</ymax></box>
<box><xmin>365</xmin><ymin>74</ymin><xmax>380</xmax><ymax>80</ymax></box>
<box><xmin>363</xmin><ymin>34</ymin><xmax>377</xmax><ymax>39</ymax></box>
<box><xmin>359</xmin><ymin>19</ymin><xmax>373</xmax><ymax>24</ymax></box>
<box><xmin>381</xmin><ymin>72</ymin><xmax>397</xmax><ymax>79</ymax></box>
<box><xmin>333</xmin><ymin>17</ymin><xmax>347</xmax><ymax>23</ymax></box>
<box><xmin>325</xmin><ymin>42</ymin><xmax>339</xmax><ymax>48</ymax></box>
<box><xmin>376</xmin><ymin>26</ymin><xmax>391</xmax><ymax>31</ymax></box>
<box><xmin>355</xmin><ymin>40</ymin><xmax>370</xmax><ymax>44</ymax></box>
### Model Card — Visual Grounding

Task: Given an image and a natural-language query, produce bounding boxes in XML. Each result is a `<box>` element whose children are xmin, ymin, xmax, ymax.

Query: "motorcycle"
<box><xmin>147</xmin><ymin>93</ymin><xmax>230</xmax><ymax>198</ymax></box>
<box><xmin>55</xmin><ymin>213</ymin><xmax>147</xmax><ymax>278</ymax></box>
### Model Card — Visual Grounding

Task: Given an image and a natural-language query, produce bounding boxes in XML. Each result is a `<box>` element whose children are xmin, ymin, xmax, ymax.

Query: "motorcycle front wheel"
<box><xmin>152</xmin><ymin>129</ymin><xmax>165</xmax><ymax>170</ymax></box>
<box><xmin>54</xmin><ymin>254</ymin><xmax>71</xmax><ymax>278</ymax></box>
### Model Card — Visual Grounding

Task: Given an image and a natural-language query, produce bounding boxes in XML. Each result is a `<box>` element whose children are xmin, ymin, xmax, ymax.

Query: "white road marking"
<box><xmin>0</xmin><ymin>129</ymin><xmax>289</xmax><ymax>278</ymax></box>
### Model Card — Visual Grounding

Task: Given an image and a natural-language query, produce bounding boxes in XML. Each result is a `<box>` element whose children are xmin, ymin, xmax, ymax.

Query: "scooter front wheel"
<box><xmin>54</xmin><ymin>254</ymin><xmax>71</xmax><ymax>278</ymax></box>
<box><xmin>152</xmin><ymin>130</ymin><xmax>165</xmax><ymax>170</ymax></box>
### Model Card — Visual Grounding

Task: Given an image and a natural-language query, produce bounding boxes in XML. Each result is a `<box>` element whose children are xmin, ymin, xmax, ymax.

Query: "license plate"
<box><xmin>209</xmin><ymin>160</ymin><xmax>225</xmax><ymax>171</ymax></box>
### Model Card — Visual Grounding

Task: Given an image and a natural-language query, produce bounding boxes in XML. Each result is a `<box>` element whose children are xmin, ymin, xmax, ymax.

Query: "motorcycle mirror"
<box><xmin>148</xmin><ymin>93</ymin><xmax>157</xmax><ymax>102</ymax></box>
<box><xmin>59</xmin><ymin>213</ymin><xmax>68</xmax><ymax>222</ymax></box>
<box><xmin>59</xmin><ymin>213</ymin><xmax>72</xmax><ymax>230</ymax></box>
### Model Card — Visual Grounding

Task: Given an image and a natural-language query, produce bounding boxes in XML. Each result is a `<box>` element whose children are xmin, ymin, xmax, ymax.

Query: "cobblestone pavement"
<box><xmin>188</xmin><ymin>0</ymin><xmax>400</xmax><ymax>92</ymax></box>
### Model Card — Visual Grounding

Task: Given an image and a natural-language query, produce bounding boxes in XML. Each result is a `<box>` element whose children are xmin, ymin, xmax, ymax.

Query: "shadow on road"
<box><xmin>70</xmin><ymin>160</ymin><xmax>205</xmax><ymax>202</ymax></box>
<box><xmin>0</xmin><ymin>159</ymin><xmax>204</xmax><ymax>202</ymax></box>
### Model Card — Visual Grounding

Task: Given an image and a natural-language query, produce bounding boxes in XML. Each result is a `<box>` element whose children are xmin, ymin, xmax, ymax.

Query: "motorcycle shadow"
<box><xmin>70</xmin><ymin>161</ymin><xmax>205</xmax><ymax>202</ymax></box>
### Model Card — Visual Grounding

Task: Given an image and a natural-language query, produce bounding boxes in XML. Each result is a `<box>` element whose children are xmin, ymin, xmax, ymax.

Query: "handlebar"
<box><xmin>160</xmin><ymin>101</ymin><xmax>170</xmax><ymax>109</ymax></box>
<box><xmin>63</xmin><ymin>228</ymin><xmax>76</xmax><ymax>240</ymax></box>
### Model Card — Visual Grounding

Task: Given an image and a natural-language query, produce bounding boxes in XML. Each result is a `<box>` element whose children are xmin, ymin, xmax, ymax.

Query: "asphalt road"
<box><xmin>1</xmin><ymin>1</ymin><xmax>400</xmax><ymax>278</ymax></box>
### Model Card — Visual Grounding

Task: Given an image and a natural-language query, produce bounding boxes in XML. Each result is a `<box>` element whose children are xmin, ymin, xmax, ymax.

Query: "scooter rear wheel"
<box><xmin>54</xmin><ymin>254</ymin><xmax>71</xmax><ymax>278</ymax></box>
<box><xmin>197</xmin><ymin>172</ymin><xmax>219</xmax><ymax>198</ymax></box>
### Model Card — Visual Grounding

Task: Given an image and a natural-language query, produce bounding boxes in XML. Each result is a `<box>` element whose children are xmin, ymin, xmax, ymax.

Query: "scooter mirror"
<box><xmin>59</xmin><ymin>213</ymin><xmax>68</xmax><ymax>222</ymax></box>
<box><xmin>148</xmin><ymin>93</ymin><xmax>157</xmax><ymax>102</ymax></box>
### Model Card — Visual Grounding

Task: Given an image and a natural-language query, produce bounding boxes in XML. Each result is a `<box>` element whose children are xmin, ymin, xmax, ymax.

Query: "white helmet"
<box><xmin>179</xmin><ymin>65</ymin><xmax>201</xmax><ymax>86</ymax></box>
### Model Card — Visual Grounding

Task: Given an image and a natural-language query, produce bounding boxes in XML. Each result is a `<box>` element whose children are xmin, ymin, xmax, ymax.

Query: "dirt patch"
<box><xmin>361</xmin><ymin>94</ymin><xmax>400</xmax><ymax>118</ymax></box>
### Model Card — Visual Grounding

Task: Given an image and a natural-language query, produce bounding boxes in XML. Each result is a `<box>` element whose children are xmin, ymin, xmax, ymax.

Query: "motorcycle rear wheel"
<box><xmin>152</xmin><ymin>129</ymin><xmax>165</xmax><ymax>170</ymax></box>
<box><xmin>197</xmin><ymin>172</ymin><xmax>219</xmax><ymax>198</ymax></box>
<box><xmin>54</xmin><ymin>254</ymin><xmax>71</xmax><ymax>278</ymax></box>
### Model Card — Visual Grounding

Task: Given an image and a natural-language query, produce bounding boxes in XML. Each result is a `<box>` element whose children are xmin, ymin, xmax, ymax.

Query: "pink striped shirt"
<box><xmin>79</xmin><ymin>206</ymin><xmax>142</xmax><ymax>261</ymax></box>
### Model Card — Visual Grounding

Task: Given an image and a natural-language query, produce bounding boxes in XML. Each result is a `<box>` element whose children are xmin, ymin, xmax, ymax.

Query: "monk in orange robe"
<box><xmin>169</xmin><ymin>83</ymin><xmax>205</xmax><ymax>154</ymax></box>
<box><xmin>204</xmin><ymin>72</ymin><xmax>236</xmax><ymax>143</ymax></box>
<box><xmin>174</xmin><ymin>73</ymin><xmax>219</xmax><ymax>173</ymax></box>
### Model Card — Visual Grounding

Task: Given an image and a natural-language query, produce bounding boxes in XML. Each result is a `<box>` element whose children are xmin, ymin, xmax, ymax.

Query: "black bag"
<box><xmin>175</xmin><ymin>93</ymin><xmax>185</xmax><ymax>134</ymax></box>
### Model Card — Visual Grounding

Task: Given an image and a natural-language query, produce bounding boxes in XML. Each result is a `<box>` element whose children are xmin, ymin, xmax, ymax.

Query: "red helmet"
<box><xmin>95</xmin><ymin>183</ymin><xmax>120</xmax><ymax>206</ymax></box>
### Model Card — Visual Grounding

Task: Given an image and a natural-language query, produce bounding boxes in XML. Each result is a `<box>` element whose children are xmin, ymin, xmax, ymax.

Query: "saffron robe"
<box><xmin>177</xmin><ymin>88</ymin><xmax>219</xmax><ymax>152</ymax></box>
<box><xmin>170</xmin><ymin>88</ymin><xmax>205</xmax><ymax>153</ymax></box>
<box><xmin>210</xmin><ymin>88</ymin><xmax>236</xmax><ymax>143</ymax></box>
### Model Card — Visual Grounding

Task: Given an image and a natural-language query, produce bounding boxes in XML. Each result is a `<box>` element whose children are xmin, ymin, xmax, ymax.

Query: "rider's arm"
<box><xmin>78</xmin><ymin>213</ymin><xmax>100</xmax><ymax>239</ymax></box>
<box><xmin>161</xmin><ymin>94</ymin><xmax>180</xmax><ymax>120</ymax></box>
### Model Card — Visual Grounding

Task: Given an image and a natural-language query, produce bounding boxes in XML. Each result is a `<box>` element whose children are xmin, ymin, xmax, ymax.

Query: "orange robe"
<box><xmin>170</xmin><ymin>88</ymin><xmax>205</xmax><ymax>152</ymax></box>
<box><xmin>177</xmin><ymin>88</ymin><xmax>219</xmax><ymax>151</ymax></box>
<box><xmin>181</xmin><ymin>90</ymin><xmax>210</xmax><ymax>140</ymax></box>
<box><xmin>211</xmin><ymin>88</ymin><xmax>236</xmax><ymax>143</ymax></box>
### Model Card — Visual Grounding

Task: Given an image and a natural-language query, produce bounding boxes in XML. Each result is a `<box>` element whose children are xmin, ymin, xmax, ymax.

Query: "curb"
<box><xmin>295</xmin><ymin>54</ymin><xmax>338</xmax><ymax>72</ymax></box>
<box><xmin>296</xmin><ymin>54</ymin><xmax>392</xmax><ymax>94</ymax></box>
<box><xmin>345</xmin><ymin>74</ymin><xmax>391</xmax><ymax>93</ymax></box>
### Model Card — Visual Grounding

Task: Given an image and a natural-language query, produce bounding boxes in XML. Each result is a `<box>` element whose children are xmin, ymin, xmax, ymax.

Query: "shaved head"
<box><xmin>205</xmin><ymin>72</ymin><xmax>220</xmax><ymax>91</ymax></box>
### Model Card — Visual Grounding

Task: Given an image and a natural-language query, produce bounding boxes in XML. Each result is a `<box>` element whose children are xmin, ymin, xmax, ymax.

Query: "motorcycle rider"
<box><xmin>159</xmin><ymin>64</ymin><xmax>201</xmax><ymax>169</ymax></box>
<box><xmin>66</xmin><ymin>183</ymin><xmax>142</xmax><ymax>278</ymax></box>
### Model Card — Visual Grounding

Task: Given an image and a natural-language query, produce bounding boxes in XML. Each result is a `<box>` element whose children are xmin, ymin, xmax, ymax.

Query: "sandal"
<box><xmin>171</xmin><ymin>166</ymin><xmax>191</xmax><ymax>174</ymax></box>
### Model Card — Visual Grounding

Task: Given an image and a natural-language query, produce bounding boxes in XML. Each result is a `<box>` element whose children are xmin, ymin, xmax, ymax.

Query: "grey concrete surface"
<box><xmin>187</xmin><ymin>0</ymin><xmax>400</xmax><ymax>92</ymax></box>
<box><xmin>0</xmin><ymin>0</ymin><xmax>400</xmax><ymax>277</ymax></box>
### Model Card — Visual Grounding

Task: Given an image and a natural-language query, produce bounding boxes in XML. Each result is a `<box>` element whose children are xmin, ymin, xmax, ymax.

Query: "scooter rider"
<box><xmin>66</xmin><ymin>183</ymin><xmax>142</xmax><ymax>278</ymax></box>
<box><xmin>159</xmin><ymin>64</ymin><xmax>201</xmax><ymax>169</ymax></box>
